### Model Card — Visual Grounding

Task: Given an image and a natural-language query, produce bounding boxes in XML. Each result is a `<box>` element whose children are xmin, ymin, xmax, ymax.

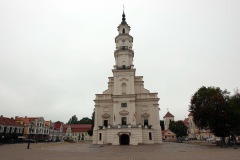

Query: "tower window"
<box><xmin>122</xmin><ymin>28</ymin><xmax>125</xmax><ymax>34</ymax></box>
<box><xmin>121</xmin><ymin>103</ymin><xmax>127</xmax><ymax>107</ymax></box>
<box><xmin>99</xmin><ymin>133</ymin><xmax>102</xmax><ymax>141</ymax></box>
<box><xmin>149</xmin><ymin>132</ymin><xmax>152</xmax><ymax>140</ymax></box>
<box><xmin>103</xmin><ymin>120</ymin><xmax>108</xmax><ymax>127</ymax></box>
<box><xmin>144</xmin><ymin>119</ymin><xmax>149</xmax><ymax>126</ymax></box>
<box><xmin>121</xmin><ymin>83</ymin><xmax>126</xmax><ymax>94</ymax></box>
<box><xmin>121</xmin><ymin>117</ymin><xmax>127</xmax><ymax>125</ymax></box>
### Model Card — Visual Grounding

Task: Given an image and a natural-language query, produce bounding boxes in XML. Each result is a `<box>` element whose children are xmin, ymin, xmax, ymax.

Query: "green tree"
<box><xmin>67</xmin><ymin>115</ymin><xmax>78</xmax><ymax>124</ymax></box>
<box><xmin>87</xmin><ymin>110</ymin><xmax>95</xmax><ymax>136</ymax></box>
<box><xmin>228</xmin><ymin>91</ymin><xmax>240</xmax><ymax>139</ymax></box>
<box><xmin>79</xmin><ymin>117</ymin><xmax>92</xmax><ymax>124</ymax></box>
<box><xmin>169</xmin><ymin>121</ymin><xmax>187</xmax><ymax>138</ymax></box>
<box><xmin>189</xmin><ymin>86</ymin><xmax>231</xmax><ymax>144</ymax></box>
<box><xmin>160</xmin><ymin>120</ymin><xmax>164</xmax><ymax>130</ymax></box>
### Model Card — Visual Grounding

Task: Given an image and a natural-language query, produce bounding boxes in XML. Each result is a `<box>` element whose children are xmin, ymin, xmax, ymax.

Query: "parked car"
<box><xmin>183</xmin><ymin>137</ymin><xmax>188</xmax><ymax>141</ymax></box>
<box><xmin>177</xmin><ymin>137</ymin><xmax>183</xmax><ymax>143</ymax></box>
<box><xmin>206</xmin><ymin>138</ymin><xmax>213</xmax><ymax>141</ymax></box>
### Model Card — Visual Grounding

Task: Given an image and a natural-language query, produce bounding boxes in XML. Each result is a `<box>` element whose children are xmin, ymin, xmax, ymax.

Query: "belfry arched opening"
<box><xmin>119</xmin><ymin>134</ymin><xmax>130</xmax><ymax>145</ymax></box>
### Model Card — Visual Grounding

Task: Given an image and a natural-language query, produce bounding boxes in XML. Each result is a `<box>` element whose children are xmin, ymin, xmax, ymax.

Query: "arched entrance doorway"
<box><xmin>119</xmin><ymin>134</ymin><xmax>130</xmax><ymax>145</ymax></box>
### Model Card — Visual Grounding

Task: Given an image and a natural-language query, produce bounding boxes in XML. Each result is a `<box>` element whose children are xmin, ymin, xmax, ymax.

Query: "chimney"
<box><xmin>25</xmin><ymin>116</ymin><xmax>27</xmax><ymax>118</ymax></box>
<box><xmin>15</xmin><ymin>116</ymin><xmax>19</xmax><ymax>119</ymax></box>
<box><xmin>11</xmin><ymin>117</ymin><xmax>14</xmax><ymax>120</ymax></box>
<box><xmin>0</xmin><ymin>115</ymin><xmax>3</xmax><ymax>121</ymax></box>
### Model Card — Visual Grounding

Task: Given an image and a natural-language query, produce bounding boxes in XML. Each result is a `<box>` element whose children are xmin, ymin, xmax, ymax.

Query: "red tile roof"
<box><xmin>163</xmin><ymin>112</ymin><xmax>174</xmax><ymax>118</ymax></box>
<box><xmin>54</xmin><ymin>122</ymin><xmax>64</xmax><ymax>130</ymax></box>
<box><xmin>45</xmin><ymin>121</ymin><xmax>50</xmax><ymax>127</ymax></box>
<box><xmin>162</xmin><ymin>129</ymin><xmax>176</xmax><ymax>135</ymax></box>
<box><xmin>15</xmin><ymin>117</ymin><xmax>40</xmax><ymax>124</ymax></box>
<box><xmin>0</xmin><ymin>116</ymin><xmax>23</xmax><ymax>127</ymax></box>
<box><xmin>63</xmin><ymin>124</ymin><xmax>92</xmax><ymax>132</ymax></box>
<box><xmin>15</xmin><ymin>117</ymin><xmax>30</xmax><ymax>124</ymax></box>
<box><xmin>161</xmin><ymin>130</ymin><xmax>168</xmax><ymax>134</ymax></box>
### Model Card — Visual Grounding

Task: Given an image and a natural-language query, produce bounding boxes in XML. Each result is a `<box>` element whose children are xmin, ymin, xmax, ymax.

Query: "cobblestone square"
<box><xmin>1</xmin><ymin>142</ymin><xmax>239</xmax><ymax>160</ymax></box>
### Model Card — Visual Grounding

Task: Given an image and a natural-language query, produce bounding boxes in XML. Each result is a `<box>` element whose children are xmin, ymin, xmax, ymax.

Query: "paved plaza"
<box><xmin>0</xmin><ymin>142</ymin><xmax>239</xmax><ymax>160</ymax></box>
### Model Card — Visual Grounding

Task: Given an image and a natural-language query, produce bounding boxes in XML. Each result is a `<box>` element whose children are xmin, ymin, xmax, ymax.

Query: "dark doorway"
<box><xmin>144</xmin><ymin>119</ymin><xmax>149</xmax><ymax>126</ymax></box>
<box><xmin>103</xmin><ymin>120</ymin><xmax>108</xmax><ymax>127</ymax></box>
<box><xmin>119</xmin><ymin>134</ymin><xmax>129</xmax><ymax>145</ymax></box>
<box><xmin>121</xmin><ymin>117</ymin><xmax>127</xmax><ymax>125</ymax></box>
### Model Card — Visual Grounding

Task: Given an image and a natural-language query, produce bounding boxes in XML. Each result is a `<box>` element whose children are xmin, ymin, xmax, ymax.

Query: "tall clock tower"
<box><xmin>114</xmin><ymin>11</ymin><xmax>134</xmax><ymax>70</ymax></box>
<box><xmin>92</xmin><ymin>12</ymin><xmax>162</xmax><ymax>145</ymax></box>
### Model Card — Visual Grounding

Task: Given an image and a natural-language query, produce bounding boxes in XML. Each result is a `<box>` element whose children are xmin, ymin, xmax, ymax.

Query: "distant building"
<box><xmin>0</xmin><ymin>115</ymin><xmax>24</xmax><ymax>143</ymax></box>
<box><xmin>162</xmin><ymin>130</ymin><xmax>176</xmax><ymax>142</ymax></box>
<box><xmin>183</xmin><ymin>112</ymin><xmax>215</xmax><ymax>140</ymax></box>
<box><xmin>63</xmin><ymin>124</ymin><xmax>92</xmax><ymax>141</ymax></box>
<box><xmin>45</xmin><ymin>120</ymin><xmax>57</xmax><ymax>141</ymax></box>
<box><xmin>15</xmin><ymin>116</ymin><xmax>50</xmax><ymax>140</ymax></box>
<box><xmin>163</xmin><ymin>111</ymin><xmax>174</xmax><ymax>130</ymax></box>
<box><xmin>53</xmin><ymin>122</ymin><xmax>64</xmax><ymax>141</ymax></box>
<box><xmin>183</xmin><ymin>112</ymin><xmax>198</xmax><ymax>139</ymax></box>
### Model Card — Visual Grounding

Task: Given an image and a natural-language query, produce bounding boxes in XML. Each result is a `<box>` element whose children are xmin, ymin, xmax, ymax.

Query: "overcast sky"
<box><xmin>0</xmin><ymin>0</ymin><xmax>239</xmax><ymax>123</ymax></box>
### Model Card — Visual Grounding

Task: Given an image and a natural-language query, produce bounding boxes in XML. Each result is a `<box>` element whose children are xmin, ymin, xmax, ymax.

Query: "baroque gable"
<box><xmin>119</xmin><ymin>110</ymin><xmax>129</xmax><ymax>116</ymax></box>
<box><xmin>141</xmin><ymin>113</ymin><xmax>150</xmax><ymax>118</ymax></box>
<box><xmin>102</xmin><ymin>113</ymin><xmax>111</xmax><ymax>118</ymax></box>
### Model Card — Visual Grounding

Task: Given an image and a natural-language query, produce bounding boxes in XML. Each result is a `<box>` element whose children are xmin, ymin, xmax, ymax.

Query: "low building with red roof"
<box><xmin>0</xmin><ymin>115</ymin><xmax>24</xmax><ymax>143</ymax></box>
<box><xmin>63</xmin><ymin>124</ymin><xmax>92</xmax><ymax>141</ymax></box>
<box><xmin>162</xmin><ymin>129</ymin><xmax>176</xmax><ymax>142</ymax></box>
<box><xmin>53</xmin><ymin>121</ymin><xmax>64</xmax><ymax>141</ymax></box>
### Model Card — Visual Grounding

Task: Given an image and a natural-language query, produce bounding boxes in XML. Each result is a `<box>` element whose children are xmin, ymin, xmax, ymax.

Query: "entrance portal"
<box><xmin>119</xmin><ymin>134</ymin><xmax>130</xmax><ymax>145</ymax></box>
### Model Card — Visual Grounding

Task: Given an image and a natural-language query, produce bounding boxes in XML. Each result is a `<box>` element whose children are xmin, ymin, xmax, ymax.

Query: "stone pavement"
<box><xmin>0</xmin><ymin>142</ymin><xmax>239</xmax><ymax>160</ymax></box>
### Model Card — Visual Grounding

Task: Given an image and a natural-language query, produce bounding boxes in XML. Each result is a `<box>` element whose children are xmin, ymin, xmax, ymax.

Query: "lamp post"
<box><xmin>27</xmin><ymin>123</ymin><xmax>34</xmax><ymax>149</ymax></box>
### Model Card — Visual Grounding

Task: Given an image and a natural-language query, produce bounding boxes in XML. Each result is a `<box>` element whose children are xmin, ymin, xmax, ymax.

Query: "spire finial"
<box><xmin>121</xmin><ymin>5</ymin><xmax>127</xmax><ymax>24</ymax></box>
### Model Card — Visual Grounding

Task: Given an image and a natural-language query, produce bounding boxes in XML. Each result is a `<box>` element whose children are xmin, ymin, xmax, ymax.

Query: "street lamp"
<box><xmin>27</xmin><ymin>123</ymin><xmax>34</xmax><ymax>149</ymax></box>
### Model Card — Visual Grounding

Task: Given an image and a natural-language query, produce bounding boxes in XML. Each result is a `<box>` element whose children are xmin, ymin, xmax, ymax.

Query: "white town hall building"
<box><xmin>92</xmin><ymin>12</ymin><xmax>162</xmax><ymax>145</ymax></box>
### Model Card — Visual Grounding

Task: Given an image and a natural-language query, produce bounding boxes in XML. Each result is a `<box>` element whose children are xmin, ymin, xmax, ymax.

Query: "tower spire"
<box><xmin>121</xmin><ymin>10</ymin><xmax>127</xmax><ymax>24</ymax></box>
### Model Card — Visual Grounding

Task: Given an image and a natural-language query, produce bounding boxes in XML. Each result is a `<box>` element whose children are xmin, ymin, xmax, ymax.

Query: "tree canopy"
<box><xmin>228</xmin><ymin>91</ymin><xmax>240</xmax><ymax>137</ymax></box>
<box><xmin>79</xmin><ymin>117</ymin><xmax>92</xmax><ymax>124</ymax></box>
<box><xmin>160</xmin><ymin>120</ymin><xmax>164</xmax><ymax>130</ymax></box>
<box><xmin>67</xmin><ymin>115</ymin><xmax>78</xmax><ymax>124</ymax></box>
<box><xmin>67</xmin><ymin>115</ymin><xmax>92</xmax><ymax>124</ymax></box>
<box><xmin>87</xmin><ymin>110</ymin><xmax>95</xmax><ymax>136</ymax></box>
<box><xmin>189</xmin><ymin>86</ymin><xmax>240</xmax><ymax>140</ymax></box>
<box><xmin>169</xmin><ymin>121</ymin><xmax>187</xmax><ymax>138</ymax></box>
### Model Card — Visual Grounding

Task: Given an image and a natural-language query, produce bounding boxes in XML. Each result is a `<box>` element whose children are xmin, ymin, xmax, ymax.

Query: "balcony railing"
<box><xmin>98</xmin><ymin>124</ymin><xmax>152</xmax><ymax>130</ymax></box>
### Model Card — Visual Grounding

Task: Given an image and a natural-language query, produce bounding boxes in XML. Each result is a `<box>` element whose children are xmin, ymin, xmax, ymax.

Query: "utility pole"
<box><xmin>27</xmin><ymin>123</ymin><xmax>33</xmax><ymax>149</ymax></box>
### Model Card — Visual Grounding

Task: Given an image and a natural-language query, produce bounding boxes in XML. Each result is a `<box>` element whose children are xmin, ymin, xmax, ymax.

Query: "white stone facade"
<box><xmin>92</xmin><ymin>12</ymin><xmax>162</xmax><ymax>145</ymax></box>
